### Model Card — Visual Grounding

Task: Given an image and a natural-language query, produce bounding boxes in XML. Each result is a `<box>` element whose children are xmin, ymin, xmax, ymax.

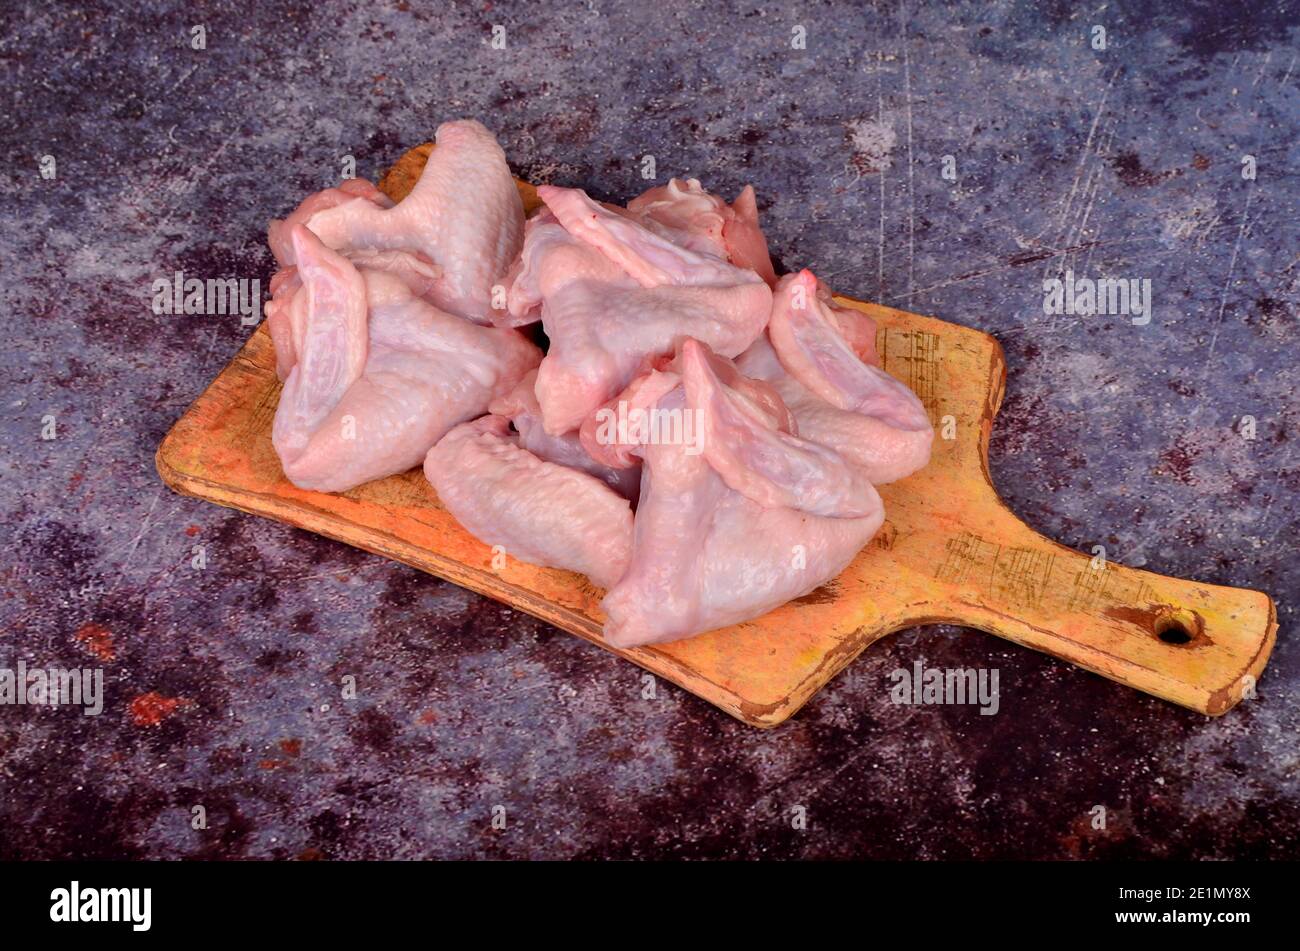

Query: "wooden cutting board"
<box><xmin>155</xmin><ymin>144</ymin><xmax>1276</xmax><ymax>727</ymax></box>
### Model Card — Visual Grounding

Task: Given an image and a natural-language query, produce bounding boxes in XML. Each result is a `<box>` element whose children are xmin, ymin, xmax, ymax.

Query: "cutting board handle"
<box><xmin>929</xmin><ymin>498</ymin><xmax>1277</xmax><ymax>715</ymax></box>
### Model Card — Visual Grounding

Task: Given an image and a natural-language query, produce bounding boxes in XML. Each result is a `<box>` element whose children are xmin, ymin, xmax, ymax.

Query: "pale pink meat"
<box><xmin>262</xmin><ymin>121</ymin><xmax>938</xmax><ymax>650</ymax></box>
<box><xmin>265</xmin><ymin>268</ymin><xmax>304</xmax><ymax>380</ymax></box>
<box><xmin>679</xmin><ymin>339</ymin><xmax>879</xmax><ymax>518</ymax></box>
<box><xmin>271</xmin><ymin>227</ymin><xmax>540</xmax><ymax>492</ymax></box>
<box><xmin>628</xmin><ymin>178</ymin><xmax>777</xmax><ymax>286</ymax></box>
<box><xmin>490</xmin><ymin>371</ymin><xmax>641</xmax><ymax>502</ymax></box>
<box><xmin>272</xmin><ymin>229</ymin><xmax>369</xmax><ymax>450</ymax></box>
<box><xmin>539</xmin><ymin>184</ymin><xmax>758</xmax><ymax>289</ymax></box>
<box><xmin>265</xmin><ymin>181</ymin><xmax>416</xmax><ymax>379</ymax></box>
<box><xmin>281</xmin><ymin>119</ymin><xmax>524</xmax><ymax>324</ymax></box>
<box><xmin>267</xmin><ymin>178</ymin><xmax>394</xmax><ymax>267</ymax></box>
<box><xmin>736</xmin><ymin>270</ymin><xmax>934</xmax><ymax>485</ymax></box>
<box><xmin>600</xmin><ymin>348</ymin><xmax>884</xmax><ymax>648</ymax></box>
<box><xmin>425</xmin><ymin>416</ymin><xmax>634</xmax><ymax>590</ymax></box>
<box><xmin>523</xmin><ymin>184</ymin><xmax>772</xmax><ymax>435</ymax></box>
<box><xmin>578</xmin><ymin>362</ymin><xmax>683</xmax><ymax>470</ymax></box>
<box><xmin>497</xmin><ymin>207</ymin><xmax>564</xmax><ymax>327</ymax></box>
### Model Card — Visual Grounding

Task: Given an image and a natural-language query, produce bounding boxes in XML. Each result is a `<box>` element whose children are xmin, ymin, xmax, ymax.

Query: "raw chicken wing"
<box><xmin>737</xmin><ymin>270</ymin><xmax>933</xmax><ymax>484</ymax></box>
<box><xmin>525</xmin><ymin>184</ymin><xmax>772</xmax><ymax>434</ymax></box>
<box><xmin>272</xmin><ymin>226</ymin><xmax>540</xmax><ymax>492</ymax></box>
<box><xmin>425</xmin><ymin>416</ymin><xmax>634</xmax><ymax>589</ymax></box>
<box><xmin>600</xmin><ymin>340</ymin><xmax>884</xmax><ymax>648</ymax></box>
<box><xmin>279</xmin><ymin>119</ymin><xmax>524</xmax><ymax>324</ymax></box>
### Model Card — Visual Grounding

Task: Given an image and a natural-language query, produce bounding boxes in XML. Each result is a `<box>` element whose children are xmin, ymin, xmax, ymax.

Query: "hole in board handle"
<box><xmin>1154</xmin><ymin>610</ymin><xmax>1197</xmax><ymax>645</ymax></box>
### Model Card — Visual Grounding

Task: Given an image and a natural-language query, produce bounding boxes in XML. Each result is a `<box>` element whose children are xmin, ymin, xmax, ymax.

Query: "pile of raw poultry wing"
<box><xmin>262</xmin><ymin>119</ymin><xmax>932</xmax><ymax>648</ymax></box>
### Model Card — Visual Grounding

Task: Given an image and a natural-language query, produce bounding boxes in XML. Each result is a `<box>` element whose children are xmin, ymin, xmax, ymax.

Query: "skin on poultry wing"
<box><xmin>271</xmin><ymin>226</ymin><xmax>540</xmax><ymax>493</ymax></box>
<box><xmin>600</xmin><ymin>340</ymin><xmax>885</xmax><ymax>649</ymax></box>
<box><xmin>425</xmin><ymin>415</ymin><xmax>634</xmax><ymax>590</ymax></box>
<box><xmin>737</xmin><ymin>270</ymin><xmax>934</xmax><ymax>485</ymax></box>
<box><xmin>272</xmin><ymin>119</ymin><xmax>523</xmax><ymax>325</ymax></box>
<box><xmin>522</xmin><ymin>184</ymin><xmax>772</xmax><ymax>435</ymax></box>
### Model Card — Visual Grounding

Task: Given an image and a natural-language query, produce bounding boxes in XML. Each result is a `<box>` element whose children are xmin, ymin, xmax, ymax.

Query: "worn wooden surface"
<box><xmin>156</xmin><ymin>145</ymin><xmax>1277</xmax><ymax>727</ymax></box>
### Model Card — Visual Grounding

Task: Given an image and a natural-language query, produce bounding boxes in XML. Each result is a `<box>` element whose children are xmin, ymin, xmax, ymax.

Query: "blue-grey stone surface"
<box><xmin>0</xmin><ymin>0</ymin><xmax>1295</xmax><ymax>859</ymax></box>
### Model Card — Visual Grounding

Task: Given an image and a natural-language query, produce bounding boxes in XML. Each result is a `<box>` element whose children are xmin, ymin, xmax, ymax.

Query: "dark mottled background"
<box><xmin>0</xmin><ymin>0</ymin><xmax>1296</xmax><ymax>860</ymax></box>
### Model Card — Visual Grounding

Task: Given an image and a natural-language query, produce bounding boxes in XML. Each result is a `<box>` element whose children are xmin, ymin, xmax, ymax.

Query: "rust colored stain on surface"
<box><xmin>1157</xmin><ymin>439</ymin><xmax>1197</xmax><ymax>484</ymax></box>
<box><xmin>128</xmin><ymin>692</ymin><xmax>190</xmax><ymax>727</ymax></box>
<box><xmin>1108</xmin><ymin>150</ymin><xmax>1183</xmax><ymax>187</ymax></box>
<box><xmin>792</xmin><ymin>583</ymin><xmax>842</xmax><ymax>606</ymax></box>
<box><xmin>74</xmin><ymin>621</ymin><xmax>116</xmax><ymax>661</ymax></box>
